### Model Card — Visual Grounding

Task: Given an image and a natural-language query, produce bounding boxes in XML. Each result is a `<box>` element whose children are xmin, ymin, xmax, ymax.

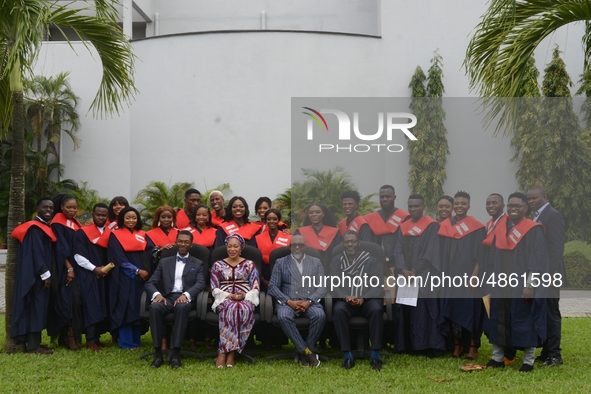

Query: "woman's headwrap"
<box><xmin>224</xmin><ymin>233</ymin><xmax>245</xmax><ymax>249</ymax></box>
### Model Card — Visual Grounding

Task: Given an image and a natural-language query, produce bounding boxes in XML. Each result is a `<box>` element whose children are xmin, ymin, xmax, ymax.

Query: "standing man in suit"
<box><xmin>527</xmin><ymin>186</ymin><xmax>565</xmax><ymax>367</ymax></box>
<box><xmin>268</xmin><ymin>235</ymin><xmax>326</xmax><ymax>367</ymax></box>
<box><xmin>144</xmin><ymin>230</ymin><xmax>205</xmax><ymax>369</ymax></box>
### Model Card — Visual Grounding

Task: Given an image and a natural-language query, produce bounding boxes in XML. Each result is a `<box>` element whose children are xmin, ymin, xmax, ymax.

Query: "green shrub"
<box><xmin>564</xmin><ymin>241</ymin><xmax>591</xmax><ymax>288</ymax></box>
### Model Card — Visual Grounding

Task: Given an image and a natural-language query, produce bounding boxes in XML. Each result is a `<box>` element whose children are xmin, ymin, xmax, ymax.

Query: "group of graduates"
<box><xmin>9</xmin><ymin>184</ymin><xmax>564</xmax><ymax>372</ymax></box>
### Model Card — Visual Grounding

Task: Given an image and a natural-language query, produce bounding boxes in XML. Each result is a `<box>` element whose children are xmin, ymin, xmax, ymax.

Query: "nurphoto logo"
<box><xmin>302</xmin><ymin>107</ymin><xmax>417</xmax><ymax>153</ymax></box>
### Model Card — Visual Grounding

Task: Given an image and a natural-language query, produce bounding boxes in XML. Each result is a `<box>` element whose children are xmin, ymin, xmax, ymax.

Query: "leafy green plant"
<box><xmin>564</xmin><ymin>241</ymin><xmax>591</xmax><ymax>288</ymax></box>
<box><xmin>133</xmin><ymin>181</ymin><xmax>193</xmax><ymax>228</ymax></box>
<box><xmin>407</xmin><ymin>51</ymin><xmax>448</xmax><ymax>214</ymax></box>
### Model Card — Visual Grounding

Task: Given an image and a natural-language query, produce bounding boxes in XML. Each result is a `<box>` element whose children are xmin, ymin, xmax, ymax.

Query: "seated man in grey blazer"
<box><xmin>268</xmin><ymin>235</ymin><xmax>327</xmax><ymax>367</ymax></box>
<box><xmin>144</xmin><ymin>230</ymin><xmax>205</xmax><ymax>369</ymax></box>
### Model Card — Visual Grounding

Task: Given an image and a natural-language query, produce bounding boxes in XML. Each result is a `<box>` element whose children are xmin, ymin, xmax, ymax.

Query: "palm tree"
<box><xmin>289</xmin><ymin>166</ymin><xmax>378</xmax><ymax>229</ymax></box>
<box><xmin>25</xmin><ymin>72</ymin><xmax>81</xmax><ymax>187</ymax></box>
<box><xmin>134</xmin><ymin>181</ymin><xmax>193</xmax><ymax>228</ymax></box>
<box><xmin>464</xmin><ymin>0</ymin><xmax>591</xmax><ymax>134</ymax></box>
<box><xmin>0</xmin><ymin>0</ymin><xmax>136</xmax><ymax>353</ymax></box>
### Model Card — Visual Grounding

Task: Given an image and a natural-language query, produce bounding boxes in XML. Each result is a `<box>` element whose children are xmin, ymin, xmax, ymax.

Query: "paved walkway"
<box><xmin>0</xmin><ymin>269</ymin><xmax>590</xmax><ymax>315</ymax></box>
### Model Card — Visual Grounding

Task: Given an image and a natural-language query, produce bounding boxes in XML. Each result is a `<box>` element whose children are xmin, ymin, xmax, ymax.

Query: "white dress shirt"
<box><xmin>151</xmin><ymin>253</ymin><xmax>192</xmax><ymax>302</ymax></box>
<box><xmin>74</xmin><ymin>226</ymin><xmax>105</xmax><ymax>272</ymax></box>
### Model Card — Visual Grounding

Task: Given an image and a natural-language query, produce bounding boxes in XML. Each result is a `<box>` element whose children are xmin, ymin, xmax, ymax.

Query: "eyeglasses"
<box><xmin>343</xmin><ymin>240</ymin><xmax>358</xmax><ymax>245</ymax></box>
<box><xmin>507</xmin><ymin>204</ymin><xmax>525</xmax><ymax>210</ymax></box>
<box><xmin>290</xmin><ymin>243</ymin><xmax>306</xmax><ymax>248</ymax></box>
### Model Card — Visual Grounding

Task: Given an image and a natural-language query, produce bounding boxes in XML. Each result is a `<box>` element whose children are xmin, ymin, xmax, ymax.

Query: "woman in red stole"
<box><xmin>48</xmin><ymin>194</ymin><xmax>83</xmax><ymax>350</ymax></box>
<box><xmin>146</xmin><ymin>205</ymin><xmax>178</xmax><ymax>250</ymax></box>
<box><xmin>295</xmin><ymin>202</ymin><xmax>341</xmax><ymax>271</ymax></box>
<box><xmin>214</xmin><ymin>196</ymin><xmax>261</xmax><ymax>248</ymax></box>
<box><xmin>108</xmin><ymin>206</ymin><xmax>154</xmax><ymax>349</ymax></box>
<box><xmin>254</xmin><ymin>196</ymin><xmax>289</xmax><ymax>234</ymax></box>
<box><xmin>106</xmin><ymin>196</ymin><xmax>129</xmax><ymax>231</ymax></box>
<box><xmin>255</xmin><ymin>209</ymin><xmax>291</xmax><ymax>289</ymax></box>
<box><xmin>184</xmin><ymin>204</ymin><xmax>217</xmax><ymax>251</ymax></box>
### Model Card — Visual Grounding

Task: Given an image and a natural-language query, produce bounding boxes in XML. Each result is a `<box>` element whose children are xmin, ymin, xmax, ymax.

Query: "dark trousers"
<box><xmin>25</xmin><ymin>332</ymin><xmax>42</xmax><ymax>351</ymax></box>
<box><xmin>333</xmin><ymin>298</ymin><xmax>383</xmax><ymax>352</ymax></box>
<box><xmin>541</xmin><ymin>288</ymin><xmax>562</xmax><ymax>358</ymax></box>
<box><xmin>149</xmin><ymin>293</ymin><xmax>192</xmax><ymax>349</ymax></box>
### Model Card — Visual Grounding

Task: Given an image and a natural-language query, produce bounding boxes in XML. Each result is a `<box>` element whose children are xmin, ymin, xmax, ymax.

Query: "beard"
<box><xmin>292</xmin><ymin>251</ymin><xmax>304</xmax><ymax>260</ymax></box>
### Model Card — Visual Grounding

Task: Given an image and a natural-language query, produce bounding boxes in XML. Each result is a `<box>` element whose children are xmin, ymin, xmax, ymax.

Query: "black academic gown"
<box><xmin>47</xmin><ymin>223</ymin><xmax>76</xmax><ymax>336</ymax></box>
<box><xmin>213</xmin><ymin>225</ymin><xmax>258</xmax><ymax>248</ymax></box>
<box><xmin>375</xmin><ymin>210</ymin><xmax>406</xmax><ymax>268</ymax></box>
<box><xmin>10</xmin><ymin>222</ymin><xmax>53</xmax><ymax>340</ymax></box>
<box><xmin>439</xmin><ymin>222</ymin><xmax>486</xmax><ymax>346</ymax></box>
<box><xmin>73</xmin><ymin>229</ymin><xmax>109</xmax><ymax>329</ymax></box>
<box><xmin>483</xmin><ymin>224</ymin><xmax>548</xmax><ymax>348</ymax></box>
<box><xmin>394</xmin><ymin>221</ymin><xmax>446</xmax><ymax>352</ymax></box>
<box><xmin>107</xmin><ymin>233</ymin><xmax>154</xmax><ymax>331</ymax></box>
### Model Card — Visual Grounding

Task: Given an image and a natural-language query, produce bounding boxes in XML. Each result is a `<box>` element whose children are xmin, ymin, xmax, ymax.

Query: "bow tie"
<box><xmin>177</xmin><ymin>256</ymin><xmax>188</xmax><ymax>263</ymax></box>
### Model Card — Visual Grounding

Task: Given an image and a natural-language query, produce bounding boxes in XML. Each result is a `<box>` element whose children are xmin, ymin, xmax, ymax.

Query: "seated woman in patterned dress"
<box><xmin>210</xmin><ymin>233</ymin><xmax>260</xmax><ymax>368</ymax></box>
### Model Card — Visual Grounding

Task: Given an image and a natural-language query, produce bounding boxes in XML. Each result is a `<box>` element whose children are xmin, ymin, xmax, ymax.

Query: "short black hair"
<box><xmin>224</xmin><ymin>196</ymin><xmax>250</xmax><ymax>222</ymax></box>
<box><xmin>488</xmin><ymin>193</ymin><xmax>504</xmax><ymax>203</ymax></box>
<box><xmin>37</xmin><ymin>196</ymin><xmax>53</xmax><ymax>208</ymax></box>
<box><xmin>177</xmin><ymin>229</ymin><xmax>194</xmax><ymax>243</ymax></box>
<box><xmin>527</xmin><ymin>185</ymin><xmax>547</xmax><ymax>197</ymax></box>
<box><xmin>454</xmin><ymin>191</ymin><xmax>470</xmax><ymax>201</ymax></box>
<box><xmin>185</xmin><ymin>188</ymin><xmax>201</xmax><ymax>198</ymax></box>
<box><xmin>117</xmin><ymin>206</ymin><xmax>143</xmax><ymax>231</ymax></box>
<box><xmin>380</xmin><ymin>185</ymin><xmax>395</xmax><ymax>193</ymax></box>
<box><xmin>340</xmin><ymin>190</ymin><xmax>360</xmax><ymax>203</ymax></box>
<box><xmin>437</xmin><ymin>195</ymin><xmax>454</xmax><ymax>205</ymax></box>
<box><xmin>93</xmin><ymin>203</ymin><xmax>109</xmax><ymax>211</ymax></box>
<box><xmin>408</xmin><ymin>194</ymin><xmax>424</xmax><ymax>202</ymax></box>
<box><xmin>508</xmin><ymin>192</ymin><xmax>528</xmax><ymax>205</ymax></box>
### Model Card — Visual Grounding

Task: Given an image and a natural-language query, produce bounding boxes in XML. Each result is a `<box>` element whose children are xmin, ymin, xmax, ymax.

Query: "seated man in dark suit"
<box><xmin>144</xmin><ymin>230</ymin><xmax>205</xmax><ymax>369</ymax></box>
<box><xmin>268</xmin><ymin>235</ymin><xmax>327</xmax><ymax>367</ymax></box>
<box><xmin>331</xmin><ymin>230</ymin><xmax>384</xmax><ymax>371</ymax></box>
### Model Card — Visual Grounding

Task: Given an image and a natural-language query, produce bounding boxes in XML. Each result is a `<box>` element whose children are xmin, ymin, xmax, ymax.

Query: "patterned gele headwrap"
<box><xmin>224</xmin><ymin>233</ymin><xmax>245</xmax><ymax>249</ymax></box>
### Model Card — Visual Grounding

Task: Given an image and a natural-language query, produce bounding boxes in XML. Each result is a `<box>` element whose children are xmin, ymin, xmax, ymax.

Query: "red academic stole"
<box><xmin>113</xmin><ymin>228</ymin><xmax>148</xmax><ymax>252</ymax></box>
<box><xmin>51</xmin><ymin>212</ymin><xmax>82</xmax><ymax>232</ymax></box>
<box><xmin>220</xmin><ymin>220</ymin><xmax>260</xmax><ymax>240</ymax></box>
<box><xmin>364</xmin><ymin>209</ymin><xmax>409</xmax><ymax>236</ymax></box>
<box><xmin>257</xmin><ymin>221</ymin><xmax>288</xmax><ymax>234</ymax></box>
<box><xmin>81</xmin><ymin>224</ymin><xmax>111</xmax><ymax>248</ymax></box>
<box><xmin>106</xmin><ymin>220</ymin><xmax>119</xmax><ymax>231</ymax></box>
<box><xmin>338</xmin><ymin>215</ymin><xmax>369</xmax><ymax>236</ymax></box>
<box><xmin>211</xmin><ymin>211</ymin><xmax>224</xmax><ymax>228</ymax></box>
<box><xmin>183</xmin><ymin>226</ymin><xmax>217</xmax><ymax>248</ymax></box>
<box><xmin>482</xmin><ymin>214</ymin><xmax>508</xmax><ymax>247</ymax></box>
<box><xmin>437</xmin><ymin>216</ymin><xmax>484</xmax><ymax>239</ymax></box>
<box><xmin>400</xmin><ymin>215</ymin><xmax>437</xmax><ymax>237</ymax></box>
<box><xmin>495</xmin><ymin>219</ymin><xmax>541</xmax><ymax>251</ymax></box>
<box><xmin>256</xmin><ymin>232</ymin><xmax>292</xmax><ymax>264</ymax></box>
<box><xmin>298</xmin><ymin>226</ymin><xmax>339</xmax><ymax>252</ymax></box>
<box><xmin>11</xmin><ymin>221</ymin><xmax>57</xmax><ymax>243</ymax></box>
<box><xmin>146</xmin><ymin>227</ymin><xmax>178</xmax><ymax>247</ymax></box>
<box><xmin>175</xmin><ymin>210</ymin><xmax>191</xmax><ymax>230</ymax></box>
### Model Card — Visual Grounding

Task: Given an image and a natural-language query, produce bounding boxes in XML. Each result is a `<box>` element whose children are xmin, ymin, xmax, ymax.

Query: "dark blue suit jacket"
<box><xmin>144</xmin><ymin>255</ymin><xmax>205</xmax><ymax>301</ymax></box>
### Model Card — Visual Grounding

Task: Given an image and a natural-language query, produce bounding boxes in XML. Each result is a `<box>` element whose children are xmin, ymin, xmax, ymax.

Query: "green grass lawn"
<box><xmin>1</xmin><ymin>315</ymin><xmax>590</xmax><ymax>393</ymax></box>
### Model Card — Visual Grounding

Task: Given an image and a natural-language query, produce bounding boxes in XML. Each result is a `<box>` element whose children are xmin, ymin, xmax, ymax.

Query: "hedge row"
<box><xmin>564</xmin><ymin>241</ymin><xmax>591</xmax><ymax>289</ymax></box>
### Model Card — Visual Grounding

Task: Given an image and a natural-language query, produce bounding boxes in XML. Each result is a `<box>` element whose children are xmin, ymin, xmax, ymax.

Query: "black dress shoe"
<box><xmin>486</xmin><ymin>359</ymin><xmax>504</xmax><ymax>368</ymax></box>
<box><xmin>370</xmin><ymin>358</ymin><xmax>384</xmax><ymax>371</ymax></box>
<box><xmin>342</xmin><ymin>358</ymin><xmax>355</xmax><ymax>370</ymax></box>
<box><xmin>535</xmin><ymin>354</ymin><xmax>547</xmax><ymax>362</ymax></box>
<box><xmin>150</xmin><ymin>357</ymin><xmax>164</xmax><ymax>368</ymax></box>
<box><xmin>519</xmin><ymin>363</ymin><xmax>534</xmax><ymax>372</ymax></box>
<box><xmin>170</xmin><ymin>358</ymin><xmax>182</xmax><ymax>369</ymax></box>
<box><xmin>541</xmin><ymin>356</ymin><xmax>563</xmax><ymax>367</ymax></box>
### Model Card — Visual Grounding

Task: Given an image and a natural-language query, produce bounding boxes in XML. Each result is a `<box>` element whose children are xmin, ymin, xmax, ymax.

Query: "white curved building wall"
<box><xmin>33</xmin><ymin>0</ymin><xmax>586</xmax><ymax>221</ymax></box>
